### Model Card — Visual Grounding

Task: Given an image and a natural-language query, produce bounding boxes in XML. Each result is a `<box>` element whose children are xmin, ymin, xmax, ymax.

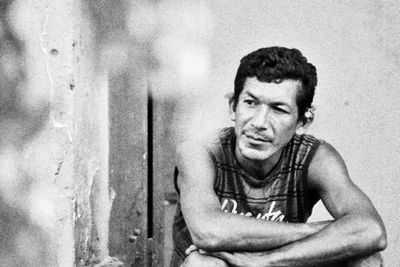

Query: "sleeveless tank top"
<box><xmin>170</xmin><ymin>127</ymin><xmax>321</xmax><ymax>266</ymax></box>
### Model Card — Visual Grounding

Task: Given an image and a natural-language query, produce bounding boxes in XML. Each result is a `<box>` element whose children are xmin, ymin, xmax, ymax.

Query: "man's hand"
<box><xmin>210</xmin><ymin>251</ymin><xmax>269</xmax><ymax>267</ymax></box>
<box><xmin>208</xmin><ymin>251</ymin><xmax>383</xmax><ymax>267</ymax></box>
<box><xmin>181</xmin><ymin>251</ymin><xmax>228</xmax><ymax>267</ymax></box>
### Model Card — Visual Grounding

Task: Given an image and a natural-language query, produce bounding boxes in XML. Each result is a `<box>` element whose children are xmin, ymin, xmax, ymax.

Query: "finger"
<box><xmin>185</xmin><ymin>244</ymin><xmax>198</xmax><ymax>255</ymax></box>
<box><xmin>210</xmin><ymin>251</ymin><xmax>234</xmax><ymax>261</ymax></box>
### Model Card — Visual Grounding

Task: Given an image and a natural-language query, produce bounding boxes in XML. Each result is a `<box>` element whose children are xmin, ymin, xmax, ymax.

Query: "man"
<box><xmin>170</xmin><ymin>47</ymin><xmax>387</xmax><ymax>266</ymax></box>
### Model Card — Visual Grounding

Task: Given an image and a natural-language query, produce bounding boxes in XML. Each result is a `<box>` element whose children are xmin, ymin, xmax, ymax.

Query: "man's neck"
<box><xmin>235</xmin><ymin>148</ymin><xmax>283</xmax><ymax>179</ymax></box>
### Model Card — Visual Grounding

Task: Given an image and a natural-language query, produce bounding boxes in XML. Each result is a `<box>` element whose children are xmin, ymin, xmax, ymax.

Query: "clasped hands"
<box><xmin>182</xmin><ymin>245</ymin><xmax>274</xmax><ymax>267</ymax></box>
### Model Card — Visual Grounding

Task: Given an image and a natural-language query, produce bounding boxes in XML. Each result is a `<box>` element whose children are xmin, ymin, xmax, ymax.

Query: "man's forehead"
<box><xmin>243</xmin><ymin>77</ymin><xmax>301</xmax><ymax>88</ymax></box>
<box><xmin>242</xmin><ymin>78</ymin><xmax>301</xmax><ymax>101</ymax></box>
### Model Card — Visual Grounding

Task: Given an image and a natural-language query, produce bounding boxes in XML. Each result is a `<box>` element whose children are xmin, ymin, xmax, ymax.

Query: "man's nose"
<box><xmin>250</xmin><ymin>106</ymin><xmax>270</xmax><ymax>130</ymax></box>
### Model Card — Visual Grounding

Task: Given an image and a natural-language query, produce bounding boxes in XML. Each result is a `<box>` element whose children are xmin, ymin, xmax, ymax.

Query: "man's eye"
<box><xmin>274</xmin><ymin>107</ymin><xmax>289</xmax><ymax>114</ymax></box>
<box><xmin>244</xmin><ymin>99</ymin><xmax>256</xmax><ymax>106</ymax></box>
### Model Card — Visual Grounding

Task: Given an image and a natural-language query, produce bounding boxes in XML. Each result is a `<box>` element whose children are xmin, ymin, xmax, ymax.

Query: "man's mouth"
<box><xmin>244</xmin><ymin>133</ymin><xmax>272</xmax><ymax>143</ymax></box>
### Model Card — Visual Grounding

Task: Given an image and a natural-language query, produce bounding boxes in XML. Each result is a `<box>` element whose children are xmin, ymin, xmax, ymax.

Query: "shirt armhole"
<box><xmin>303</xmin><ymin>138</ymin><xmax>322</xmax><ymax>211</ymax></box>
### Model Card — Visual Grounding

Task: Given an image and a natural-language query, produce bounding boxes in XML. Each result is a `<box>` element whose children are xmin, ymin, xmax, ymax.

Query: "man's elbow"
<box><xmin>190</xmin><ymin>224</ymin><xmax>227</xmax><ymax>251</ymax></box>
<box><xmin>374</xmin><ymin>225</ymin><xmax>387</xmax><ymax>251</ymax></box>
<box><xmin>192</xmin><ymin>235</ymin><xmax>221</xmax><ymax>251</ymax></box>
<box><xmin>368</xmin><ymin>220</ymin><xmax>387</xmax><ymax>252</ymax></box>
<box><xmin>376</xmin><ymin>235</ymin><xmax>387</xmax><ymax>251</ymax></box>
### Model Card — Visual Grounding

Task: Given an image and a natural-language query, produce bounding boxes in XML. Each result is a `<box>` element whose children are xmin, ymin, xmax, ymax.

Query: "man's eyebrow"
<box><xmin>244</xmin><ymin>91</ymin><xmax>257</xmax><ymax>99</ymax></box>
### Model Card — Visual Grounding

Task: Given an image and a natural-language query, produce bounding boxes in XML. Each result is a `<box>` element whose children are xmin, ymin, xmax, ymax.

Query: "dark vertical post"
<box><xmin>152</xmin><ymin>97</ymin><xmax>178</xmax><ymax>265</ymax></box>
<box><xmin>108</xmin><ymin>66</ymin><xmax>149</xmax><ymax>266</ymax></box>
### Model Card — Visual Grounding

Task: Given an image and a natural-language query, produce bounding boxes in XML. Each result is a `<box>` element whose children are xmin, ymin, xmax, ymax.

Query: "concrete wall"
<box><xmin>2</xmin><ymin>0</ymin><xmax>112</xmax><ymax>265</ymax></box>
<box><xmin>166</xmin><ymin>0</ymin><xmax>399</xmax><ymax>265</ymax></box>
<box><xmin>3</xmin><ymin>0</ymin><xmax>161</xmax><ymax>265</ymax></box>
<box><xmin>1</xmin><ymin>0</ymin><xmax>78</xmax><ymax>265</ymax></box>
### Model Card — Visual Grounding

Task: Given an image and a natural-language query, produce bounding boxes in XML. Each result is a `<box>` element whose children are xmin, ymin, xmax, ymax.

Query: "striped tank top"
<box><xmin>170</xmin><ymin>127</ymin><xmax>321</xmax><ymax>266</ymax></box>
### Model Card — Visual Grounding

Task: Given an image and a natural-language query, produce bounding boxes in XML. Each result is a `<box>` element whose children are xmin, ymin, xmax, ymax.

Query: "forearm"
<box><xmin>256</xmin><ymin>214</ymin><xmax>386</xmax><ymax>266</ymax></box>
<box><xmin>209</xmin><ymin>251</ymin><xmax>383</xmax><ymax>267</ymax></box>
<box><xmin>188</xmin><ymin>209</ymin><xmax>331</xmax><ymax>252</ymax></box>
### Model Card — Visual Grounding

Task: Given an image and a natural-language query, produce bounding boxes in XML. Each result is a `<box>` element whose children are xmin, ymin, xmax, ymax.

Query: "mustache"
<box><xmin>243</xmin><ymin>130</ymin><xmax>273</xmax><ymax>142</ymax></box>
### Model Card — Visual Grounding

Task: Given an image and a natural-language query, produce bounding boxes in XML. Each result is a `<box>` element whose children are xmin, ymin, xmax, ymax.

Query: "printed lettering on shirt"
<box><xmin>221</xmin><ymin>198</ymin><xmax>285</xmax><ymax>222</ymax></box>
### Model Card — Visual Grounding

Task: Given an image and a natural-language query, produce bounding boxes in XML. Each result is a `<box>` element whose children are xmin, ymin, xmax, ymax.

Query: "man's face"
<box><xmin>231</xmin><ymin>77</ymin><xmax>302</xmax><ymax>163</ymax></box>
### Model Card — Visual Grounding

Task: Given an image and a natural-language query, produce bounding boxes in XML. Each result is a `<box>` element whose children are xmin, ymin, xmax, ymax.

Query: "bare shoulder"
<box><xmin>176</xmin><ymin>138</ymin><xmax>209</xmax><ymax>155</ymax></box>
<box><xmin>175</xmin><ymin>136</ymin><xmax>217</xmax><ymax>192</ymax></box>
<box><xmin>308</xmin><ymin>140</ymin><xmax>351</xmax><ymax>192</ymax></box>
<box><xmin>176</xmin><ymin>129</ymin><xmax>221</xmax><ymax>168</ymax></box>
<box><xmin>176</xmin><ymin>138</ymin><xmax>211</xmax><ymax>168</ymax></box>
<box><xmin>175</xmin><ymin>136</ymin><xmax>222</xmax><ymax>234</ymax></box>
<box><xmin>310</xmin><ymin>140</ymin><xmax>345</xmax><ymax>169</ymax></box>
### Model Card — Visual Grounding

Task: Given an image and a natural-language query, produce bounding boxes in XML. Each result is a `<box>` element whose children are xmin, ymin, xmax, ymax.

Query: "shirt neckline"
<box><xmin>227</xmin><ymin>127</ymin><xmax>286</xmax><ymax>187</ymax></box>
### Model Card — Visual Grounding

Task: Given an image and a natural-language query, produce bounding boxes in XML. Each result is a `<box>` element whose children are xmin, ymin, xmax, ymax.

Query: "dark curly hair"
<box><xmin>233</xmin><ymin>47</ymin><xmax>317</xmax><ymax>124</ymax></box>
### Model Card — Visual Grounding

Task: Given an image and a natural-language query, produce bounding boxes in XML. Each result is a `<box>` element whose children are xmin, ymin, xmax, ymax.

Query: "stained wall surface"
<box><xmin>164</xmin><ymin>1</ymin><xmax>400</xmax><ymax>265</ymax></box>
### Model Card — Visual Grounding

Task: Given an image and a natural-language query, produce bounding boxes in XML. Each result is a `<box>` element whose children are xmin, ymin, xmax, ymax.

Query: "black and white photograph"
<box><xmin>0</xmin><ymin>1</ymin><xmax>398</xmax><ymax>266</ymax></box>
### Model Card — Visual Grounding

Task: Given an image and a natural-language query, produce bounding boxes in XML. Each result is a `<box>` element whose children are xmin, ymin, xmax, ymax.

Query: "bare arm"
<box><xmin>177</xmin><ymin>140</ymin><xmax>327</xmax><ymax>252</ymax></box>
<box><xmin>212</xmin><ymin>142</ymin><xmax>387</xmax><ymax>266</ymax></box>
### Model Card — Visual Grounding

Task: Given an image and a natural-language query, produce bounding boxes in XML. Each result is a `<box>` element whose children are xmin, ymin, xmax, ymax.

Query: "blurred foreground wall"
<box><xmin>0</xmin><ymin>0</ymin><xmax>159</xmax><ymax>266</ymax></box>
<box><xmin>0</xmin><ymin>0</ymin><xmax>111</xmax><ymax>265</ymax></box>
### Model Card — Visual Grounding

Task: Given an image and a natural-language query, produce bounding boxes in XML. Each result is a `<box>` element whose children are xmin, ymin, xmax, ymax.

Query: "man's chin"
<box><xmin>240</xmin><ymin>147</ymin><xmax>271</xmax><ymax>162</ymax></box>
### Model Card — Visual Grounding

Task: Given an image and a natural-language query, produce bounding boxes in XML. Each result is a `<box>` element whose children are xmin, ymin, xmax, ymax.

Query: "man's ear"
<box><xmin>296</xmin><ymin>107</ymin><xmax>315</xmax><ymax>135</ymax></box>
<box><xmin>228</xmin><ymin>97</ymin><xmax>236</xmax><ymax>121</ymax></box>
<box><xmin>295</xmin><ymin>117</ymin><xmax>313</xmax><ymax>135</ymax></box>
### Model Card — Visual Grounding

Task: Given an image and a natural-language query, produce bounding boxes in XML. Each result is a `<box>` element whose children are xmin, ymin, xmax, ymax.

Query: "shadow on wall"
<box><xmin>0</xmin><ymin>0</ymin><xmax>51</xmax><ymax>265</ymax></box>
